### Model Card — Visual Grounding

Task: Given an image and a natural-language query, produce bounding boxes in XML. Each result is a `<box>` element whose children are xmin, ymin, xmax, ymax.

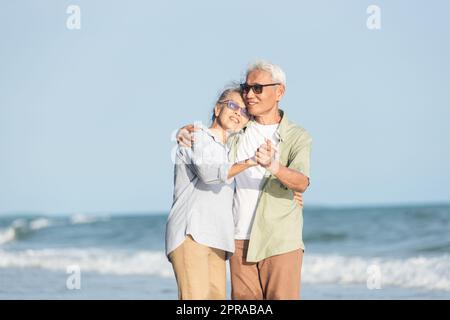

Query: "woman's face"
<box><xmin>216</xmin><ymin>92</ymin><xmax>250</xmax><ymax>132</ymax></box>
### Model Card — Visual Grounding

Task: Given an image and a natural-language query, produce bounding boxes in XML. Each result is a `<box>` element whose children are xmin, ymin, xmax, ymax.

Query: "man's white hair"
<box><xmin>246</xmin><ymin>60</ymin><xmax>286</xmax><ymax>87</ymax></box>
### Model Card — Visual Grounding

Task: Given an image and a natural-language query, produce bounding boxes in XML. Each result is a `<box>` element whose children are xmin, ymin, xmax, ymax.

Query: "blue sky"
<box><xmin>1</xmin><ymin>1</ymin><xmax>449</xmax><ymax>215</ymax></box>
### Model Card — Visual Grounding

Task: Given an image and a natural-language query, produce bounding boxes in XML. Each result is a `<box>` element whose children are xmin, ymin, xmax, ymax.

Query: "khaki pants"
<box><xmin>230</xmin><ymin>240</ymin><xmax>303</xmax><ymax>300</ymax></box>
<box><xmin>169</xmin><ymin>235</ymin><xmax>226</xmax><ymax>300</ymax></box>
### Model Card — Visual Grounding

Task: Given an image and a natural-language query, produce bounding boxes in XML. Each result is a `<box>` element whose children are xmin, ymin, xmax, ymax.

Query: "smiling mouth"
<box><xmin>229</xmin><ymin>116</ymin><xmax>240</xmax><ymax>124</ymax></box>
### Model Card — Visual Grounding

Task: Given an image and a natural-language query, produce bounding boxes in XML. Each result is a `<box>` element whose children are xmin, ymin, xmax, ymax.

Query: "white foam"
<box><xmin>70</xmin><ymin>214</ymin><xmax>109</xmax><ymax>225</ymax></box>
<box><xmin>0</xmin><ymin>248</ymin><xmax>173</xmax><ymax>278</ymax></box>
<box><xmin>0</xmin><ymin>219</ymin><xmax>27</xmax><ymax>245</ymax></box>
<box><xmin>29</xmin><ymin>218</ymin><xmax>51</xmax><ymax>230</ymax></box>
<box><xmin>1</xmin><ymin>248</ymin><xmax>448</xmax><ymax>292</ymax></box>
<box><xmin>302</xmin><ymin>254</ymin><xmax>450</xmax><ymax>292</ymax></box>
<box><xmin>0</xmin><ymin>218</ymin><xmax>53</xmax><ymax>245</ymax></box>
<box><xmin>0</xmin><ymin>228</ymin><xmax>16</xmax><ymax>245</ymax></box>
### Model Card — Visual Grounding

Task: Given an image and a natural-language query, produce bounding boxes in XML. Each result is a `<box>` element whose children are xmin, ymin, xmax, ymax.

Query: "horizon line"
<box><xmin>1</xmin><ymin>200</ymin><xmax>450</xmax><ymax>216</ymax></box>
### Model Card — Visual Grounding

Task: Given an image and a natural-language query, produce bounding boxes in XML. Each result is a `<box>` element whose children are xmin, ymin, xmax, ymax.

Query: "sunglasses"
<box><xmin>240</xmin><ymin>82</ymin><xmax>281</xmax><ymax>95</ymax></box>
<box><xmin>219</xmin><ymin>100</ymin><xmax>250</xmax><ymax>118</ymax></box>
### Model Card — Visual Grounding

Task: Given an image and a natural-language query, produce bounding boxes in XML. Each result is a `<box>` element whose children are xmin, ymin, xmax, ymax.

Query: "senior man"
<box><xmin>177</xmin><ymin>60</ymin><xmax>312</xmax><ymax>300</ymax></box>
<box><xmin>228</xmin><ymin>61</ymin><xmax>312</xmax><ymax>300</ymax></box>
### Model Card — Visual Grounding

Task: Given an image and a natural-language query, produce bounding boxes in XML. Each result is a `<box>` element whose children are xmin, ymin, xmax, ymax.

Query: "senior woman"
<box><xmin>165</xmin><ymin>86</ymin><xmax>257</xmax><ymax>300</ymax></box>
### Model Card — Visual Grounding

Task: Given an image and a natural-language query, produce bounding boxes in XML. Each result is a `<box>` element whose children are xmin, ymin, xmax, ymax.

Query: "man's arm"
<box><xmin>176</xmin><ymin>124</ymin><xmax>197</xmax><ymax>147</ymax></box>
<box><xmin>256</xmin><ymin>137</ymin><xmax>311</xmax><ymax>193</ymax></box>
<box><xmin>267</xmin><ymin>162</ymin><xmax>309</xmax><ymax>193</ymax></box>
<box><xmin>255</xmin><ymin>140</ymin><xmax>306</xmax><ymax>206</ymax></box>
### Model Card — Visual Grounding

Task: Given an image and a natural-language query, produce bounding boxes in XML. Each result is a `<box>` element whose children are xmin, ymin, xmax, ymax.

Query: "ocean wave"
<box><xmin>0</xmin><ymin>248</ymin><xmax>449</xmax><ymax>292</ymax></box>
<box><xmin>0</xmin><ymin>218</ymin><xmax>53</xmax><ymax>245</ymax></box>
<box><xmin>0</xmin><ymin>215</ymin><xmax>111</xmax><ymax>245</ymax></box>
<box><xmin>304</xmin><ymin>232</ymin><xmax>348</xmax><ymax>242</ymax></box>
<box><xmin>69</xmin><ymin>214</ymin><xmax>109</xmax><ymax>225</ymax></box>
<box><xmin>29</xmin><ymin>218</ymin><xmax>52</xmax><ymax>230</ymax></box>
<box><xmin>0</xmin><ymin>248</ymin><xmax>173</xmax><ymax>278</ymax></box>
<box><xmin>0</xmin><ymin>228</ymin><xmax>16</xmax><ymax>245</ymax></box>
<box><xmin>303</xmin><ymin>254</ymin><xmax>450</xmax><ymax>292</ymax></box>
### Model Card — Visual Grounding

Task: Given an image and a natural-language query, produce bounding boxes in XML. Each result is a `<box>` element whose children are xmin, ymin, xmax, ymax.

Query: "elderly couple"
<box><xmin>165</xmin><ymin>60</ymin><xmax>312</xmax><ymax>300</ymax></box>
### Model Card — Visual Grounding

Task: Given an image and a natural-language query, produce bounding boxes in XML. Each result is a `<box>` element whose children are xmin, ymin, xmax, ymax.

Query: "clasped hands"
<box><xmin>176</xmin><ymin>126</ymin><xmax>303</xmax><ymax>208</ymax></box>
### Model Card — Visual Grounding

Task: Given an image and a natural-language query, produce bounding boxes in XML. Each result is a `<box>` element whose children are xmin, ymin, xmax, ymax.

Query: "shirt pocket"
<box><xmin>265</xmin><ymin>177</ymin><xmax>291</xmax><ymax>200</ymax></box>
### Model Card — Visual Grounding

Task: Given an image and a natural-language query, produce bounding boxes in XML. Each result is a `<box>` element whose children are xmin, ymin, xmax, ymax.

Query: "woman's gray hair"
<box><xmin>245</xmin><ymin>60</ymin><xmax>286</xmax><ymax>86</ymax></box>
<box><xmin>211</xmin><ymin>83</ymin><xmax>242</xmax><ymax>123</ymax></box>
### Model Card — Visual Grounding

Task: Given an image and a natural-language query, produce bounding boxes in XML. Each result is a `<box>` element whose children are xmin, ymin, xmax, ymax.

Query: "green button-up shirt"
<box><xmin>228</xmin><ymin>109</ymin><xmax>312</xmax><ymax>262</ymax></box>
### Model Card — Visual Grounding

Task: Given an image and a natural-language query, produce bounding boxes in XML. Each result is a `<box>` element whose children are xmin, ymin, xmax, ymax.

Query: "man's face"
<box><xmin>243</xmin><ymin>70</ymin><xmax>284</xmax><ymax>117</ymax></box>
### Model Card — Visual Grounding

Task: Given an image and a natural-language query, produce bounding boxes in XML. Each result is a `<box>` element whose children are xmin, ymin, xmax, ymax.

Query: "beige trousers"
<box><xmin>169</xmin><ymin>235</ymin><xmax>226</xmax><ymax>300</ymax></box>
<box><xmin>230</xmin><ymin>240</ymin><xmax>303</xmax><ymax>300</ymax></box>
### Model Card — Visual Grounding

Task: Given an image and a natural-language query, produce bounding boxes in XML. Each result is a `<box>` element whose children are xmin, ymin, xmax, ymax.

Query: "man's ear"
<box><xmin>276</xmin><ymin>85</ymin><xmax>285</xmax><ymax>102</ymax></box>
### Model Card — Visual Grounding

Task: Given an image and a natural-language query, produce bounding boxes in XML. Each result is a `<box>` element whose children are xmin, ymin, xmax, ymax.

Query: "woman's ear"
<box><xmin>214</xmin><ymin>104</ymin><xmax>222</xmax><ymax>118</ymax></box>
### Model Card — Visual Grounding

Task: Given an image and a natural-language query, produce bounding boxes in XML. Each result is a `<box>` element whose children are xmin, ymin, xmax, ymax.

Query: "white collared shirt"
<box><xmin>233</xmin><ymin>121</ymin><xmax>280</xmax><ymax>239</ymax></box>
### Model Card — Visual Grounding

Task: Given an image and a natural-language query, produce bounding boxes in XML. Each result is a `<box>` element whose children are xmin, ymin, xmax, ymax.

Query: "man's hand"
<box><xmin>176</xmin><ymin>124</ymin><xmax>197</xmax><ymax>148</ymax></box>
<box><xmin>293</xmin><ymin>191</ymin><xmax>303</xmax><ymax>208</ymax></box>
<box><xmin>255</xmin><ymin>139</ymin><xmax>279</xmax><ymax>173</ymax></box>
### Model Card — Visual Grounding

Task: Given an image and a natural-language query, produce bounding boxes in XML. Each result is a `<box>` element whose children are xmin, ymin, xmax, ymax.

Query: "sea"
<box><xmin>1</xmin><ymin>204</ymin><xmax>449</xmax><ymax>299</ymax></box>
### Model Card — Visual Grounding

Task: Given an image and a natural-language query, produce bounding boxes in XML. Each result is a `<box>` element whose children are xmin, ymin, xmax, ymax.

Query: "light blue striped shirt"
<box><xmin>165</xmin><ymin>126</ymin><xmax>235</xmax><ymax>259</ymax></box>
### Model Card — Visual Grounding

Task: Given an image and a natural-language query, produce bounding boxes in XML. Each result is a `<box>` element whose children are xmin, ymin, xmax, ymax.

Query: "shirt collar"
<box><xmin>276</xmin><ymin>109</ymin><xmax>289</xmax><ymax>142</ymax></box>
<box><xmin>241</xmin><ymin>109</ymin><xmax>288</xmax><ymax>142</ymax></box>
<box><xmin>195</xmin><ymin>122</ymin><xmax>230</xmax><ymax>146</ymax></box>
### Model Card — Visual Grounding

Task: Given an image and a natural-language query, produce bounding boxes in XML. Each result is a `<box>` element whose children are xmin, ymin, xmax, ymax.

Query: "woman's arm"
<box><xmin>185</xmin><ymin>129</ymin><xmax>240</xmax><ymax>184</ymax></box>
<box><xmin>179</xmin><ymin>126</ymin><xmax>256</xmax><ymax>182</ymax></box>
<box><xmin>227</xmin><ymin>158</ymin><xmax>258</xmax><ymax>179</ymax></box>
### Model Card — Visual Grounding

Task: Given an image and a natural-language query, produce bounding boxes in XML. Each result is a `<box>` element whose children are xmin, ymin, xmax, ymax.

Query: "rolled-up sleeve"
<box><xmin>288</xmin><ymin>130</ymin><xmax>312</xmax><ymax>178</ymax></box>
<box><xmin>183</xmin><ymin>130</ymin><xmax>232</xmax><ymax>184</ymax></box>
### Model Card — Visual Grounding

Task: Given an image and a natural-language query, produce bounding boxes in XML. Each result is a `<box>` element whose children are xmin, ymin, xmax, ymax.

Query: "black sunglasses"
<box><xmin>240</xmin><ymin>83</ymin><xmax>281</xmax><ymax>95</ymax></box>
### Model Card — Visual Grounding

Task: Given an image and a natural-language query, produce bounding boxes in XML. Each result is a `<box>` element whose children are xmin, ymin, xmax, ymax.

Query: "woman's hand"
<box><xmin>244</xmin><ymin>157</ymin><xmax>258</xmax><ymax>166</ymax></box>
